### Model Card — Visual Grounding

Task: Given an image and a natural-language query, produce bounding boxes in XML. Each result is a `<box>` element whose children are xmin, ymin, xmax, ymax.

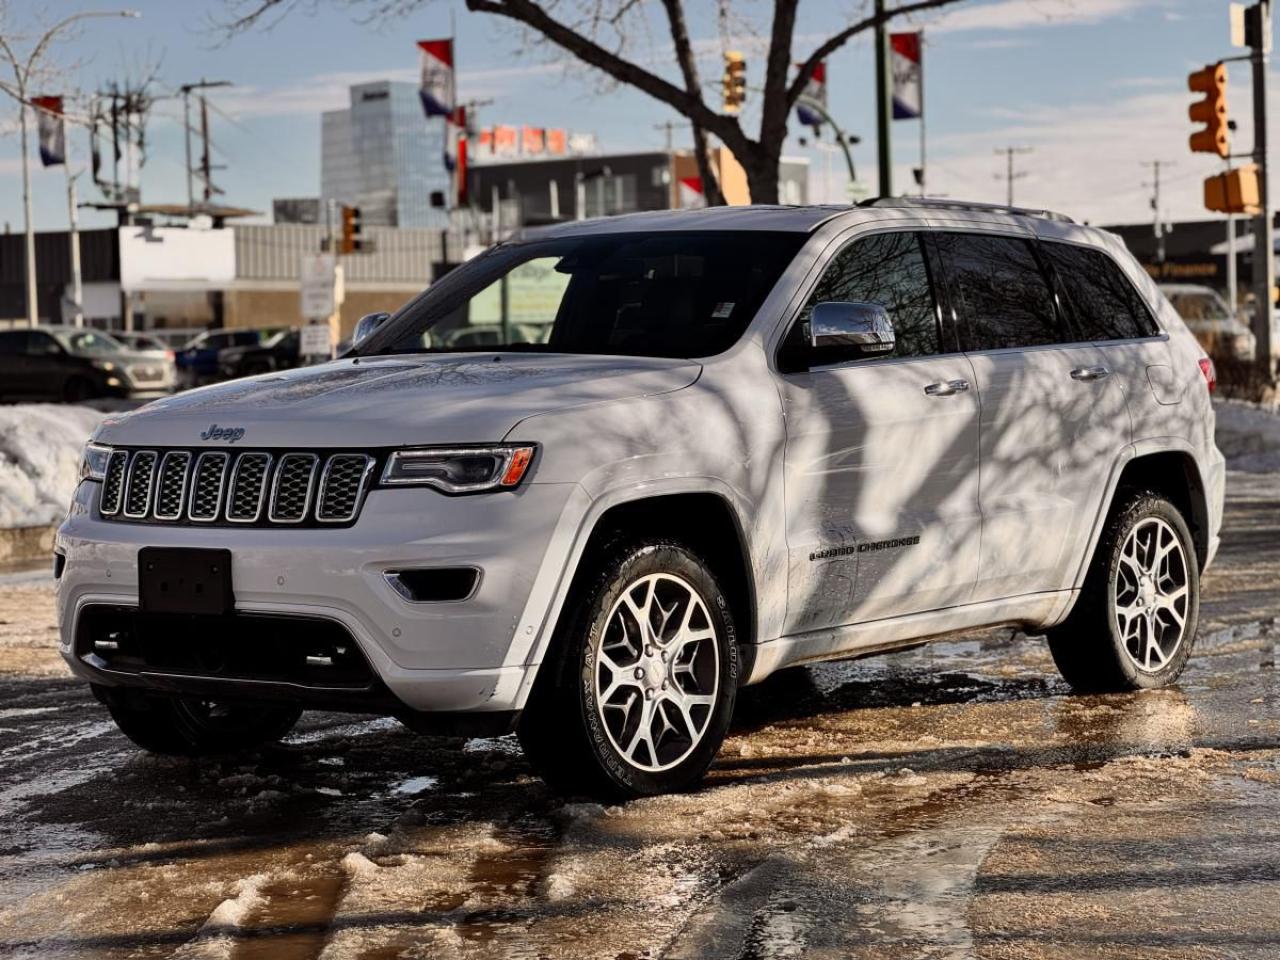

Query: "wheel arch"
<box><xmin>538</xmin><ymin>487</ymin><xmax>759</xmax><ymax>675</ymax></box>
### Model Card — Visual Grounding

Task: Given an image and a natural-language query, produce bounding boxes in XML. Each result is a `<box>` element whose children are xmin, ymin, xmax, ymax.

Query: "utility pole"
<box><xmin>1248</xmin><ymin>0</ymin><xmax>1275</xmax><ymax>379</ymax></box>
<box><xmin>1141</xmin><ymin>160</ymin><xmax>1175</xmax><ymax>263</ymax></box>
<box><xmin>874</xmin><ymin>0</ymin><xmax>893</xmax><ymax>196</ymax></box>
<box><xmin>66</xmin><ymin>170</ymin><xmax>83</xmax><ymax>327</ymax></box>
<box><xmin>177</xmin><ymin>79</ymin><xmax>231</xmax><ymax>214</ymax></box>
<box><xmin>994</xmin><ymin>146</ymin><xmax>1032</xmax><ymax>207</ymax></box>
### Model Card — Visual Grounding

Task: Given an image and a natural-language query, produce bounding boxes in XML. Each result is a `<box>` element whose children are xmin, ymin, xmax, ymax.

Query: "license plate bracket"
<box><xmin>138</xmin><ymin>547</ymin><xmax>234</xmax><ymax>615</ymax></box>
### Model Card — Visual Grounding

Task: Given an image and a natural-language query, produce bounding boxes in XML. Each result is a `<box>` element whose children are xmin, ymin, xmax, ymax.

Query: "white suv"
<box><xmin>57</xmin><ymin>199</ymin><xmax>1225</xmax><ymax>798</ymax></box>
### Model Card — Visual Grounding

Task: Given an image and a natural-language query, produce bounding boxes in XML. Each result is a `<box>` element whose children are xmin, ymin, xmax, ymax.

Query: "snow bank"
<box><xmin>1215</xmin><ymin>399</ymin><xmax>1280</xmax><ymax>473</ymax></box>
<box><xmin>0</xmin><ymin>405</ymin><xmax>105</xmax><ymax>528</ymax></box>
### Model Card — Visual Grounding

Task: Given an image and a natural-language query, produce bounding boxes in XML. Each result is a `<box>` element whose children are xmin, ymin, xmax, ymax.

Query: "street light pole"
<box><xmin>0</xmin><ymin>10</ymin><xmax>141</xmax><ymax>327</ymax></box>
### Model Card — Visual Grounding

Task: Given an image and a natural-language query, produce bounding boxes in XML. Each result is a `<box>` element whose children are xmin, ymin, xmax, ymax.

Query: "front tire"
<box><xmin>1047</xmin><ymin>491</ymin><xmax>1199</xmax><ymax>692</ymax></box>
<box><xmin>519</xmin><ymin>539</ymin><xmax>738</xmax><ymax>799</ymax></box>
<box><xmin>97</xmin><ymin>687</ymin><xmax>302</xmax><ymax>756</ymax></box>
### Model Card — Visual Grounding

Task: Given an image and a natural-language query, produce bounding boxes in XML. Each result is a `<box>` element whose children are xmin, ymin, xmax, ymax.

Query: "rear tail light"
<box><xmin>1198</xmin><ymin>356</ymin><xmax>1217</xmax><ymax>393</ymax></box>
<box><xmin>165</xmin><ymin>350</ymin><xmax>176</xmax><ymax>362</ymax></box>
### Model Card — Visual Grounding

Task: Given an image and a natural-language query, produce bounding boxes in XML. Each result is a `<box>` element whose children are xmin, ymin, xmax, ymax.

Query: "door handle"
<box><xmin>924</xmin><ymin>378</ymin><xmax>970</xmax><ymax>397</ymax></box>
<box><xmin>1070</xmin><ymin>365</ymin><xmax>1111</xmax><ymax>382</ymax></box>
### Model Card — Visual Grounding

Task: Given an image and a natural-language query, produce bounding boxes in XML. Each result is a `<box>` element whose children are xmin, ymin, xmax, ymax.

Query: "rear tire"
<box><xmin>1047</xmin><ymin>491</ymin><xmax>1199</xmax><ymax>693</ymax></box>
<box><xmin>518</xmin><ymin>539</ymin><xmax>738</xmax><ymax>799</ymax></box>
<box><xmin>98</xmin><ymin>687</ymin><xmax>302</xmax><ymax>756</ymax></box>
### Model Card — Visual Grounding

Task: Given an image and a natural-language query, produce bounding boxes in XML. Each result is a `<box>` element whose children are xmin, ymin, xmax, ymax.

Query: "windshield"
<box><xmin>373</xmin><ymin>231</ymin><xmax>806</xmax><ymax>360</ymax></box>
<box><xmin>53</xmin><ymin>330</ymin><xmax>126</xmax><ymax>355</ymax></box>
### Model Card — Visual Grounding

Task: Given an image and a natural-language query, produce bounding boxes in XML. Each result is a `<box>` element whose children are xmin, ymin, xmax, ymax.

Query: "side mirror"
<box><xmin>352</xmin><ymin>311</ymin><xmax>391</xmax><ymax>347</ymax></box>
<box><xmin>809</xmin><ymin>302</ymin><xmax>895</xmax><ymax>357</ymax></box>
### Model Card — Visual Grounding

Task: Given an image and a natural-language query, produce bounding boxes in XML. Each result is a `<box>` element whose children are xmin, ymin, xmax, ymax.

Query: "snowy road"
<box><xmin>1</xmin><ymin>427</ymin><xmax>1279</xmax><ymax>956</ymax></box>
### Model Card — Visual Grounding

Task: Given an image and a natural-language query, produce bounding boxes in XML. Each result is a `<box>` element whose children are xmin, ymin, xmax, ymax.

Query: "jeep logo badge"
<box><xmin>200</xmin><ymin>424</ymin><xmax>246</xmax><ymax>443</ymax></box>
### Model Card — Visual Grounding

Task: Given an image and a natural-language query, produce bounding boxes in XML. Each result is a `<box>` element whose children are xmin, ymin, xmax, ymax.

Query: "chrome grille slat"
<box><xmin>100</xmin><ymin>448</ymin><xmax>373</xmax><ymax>526</ymax></box>
<box><xmin>317</xmin><ymin>454</ymin><xmax>373</xmax><ymax>523</ymax></box>
<box><xmin>189</xmin><ymin>452</ymin><xmax>229</xmax><ymax>522</ymax></box>
<box><xmin>226</xmin><ymin>453</ymin><xmax>273</xmax><ymax>523</ymax></box>
<box><xmin>153</xmin><ymin>451</ymin><xmax>192</xmax><ymax>521</ymax></box>
<box><xmin>122</xmin><ymin>451</ymin><xmax>158</xmax><ymax>519</ymax></box>
<box><xmin>100</xmin><ymin>450</ymin><xmax>129</xmax><ymax>516</ymax></box>
<box><xmin>269</xmin><ymin>453</ymin><xmax>319</xmax><ymax>523</ymax></box>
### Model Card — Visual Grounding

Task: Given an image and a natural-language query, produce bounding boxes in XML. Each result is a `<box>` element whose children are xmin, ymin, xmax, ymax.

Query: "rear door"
<box><xmin>25</xmin><ymin>331</ymin><xmax>68</xmax><ymax>400</ymax></box>
<box><xmin>933</xmin><ymin>230</ymin><xmax>1129</xmax><ymax>602</ymax></box>
<box><xmin>1039</xmin><ymin>239</ymin><xmax>1172</xmax><ymax>442</ymax></box>
<box><xmin>777</xmin><ymin>229</ymin><xmax>983</xmax><ymax>634</ymax></box>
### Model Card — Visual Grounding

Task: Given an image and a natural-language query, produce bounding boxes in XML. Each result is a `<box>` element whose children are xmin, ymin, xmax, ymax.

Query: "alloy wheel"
<box><xmin>1114</xmin><ymin>517</ymin><xmax>1190</xmax><ymax>673</ymax></box>
<box><xmin>593</xmin><ymin>573</ymin><xmax>721</xmax><ymax>772</ymax></box>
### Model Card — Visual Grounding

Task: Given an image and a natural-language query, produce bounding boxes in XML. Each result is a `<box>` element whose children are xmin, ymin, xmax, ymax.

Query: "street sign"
<box><xmin>300</xmin><ymin>255</ymin><xmax>343</xmax><ymax>319</ymax></box>
<box><xmin>300</xmin><ymin>323</ymin><xmax>334</xmax><ymax>357</ymax></box>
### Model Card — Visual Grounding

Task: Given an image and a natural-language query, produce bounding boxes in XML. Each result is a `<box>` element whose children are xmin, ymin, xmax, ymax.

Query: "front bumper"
<box><xmin>56</xmin><ymin>477</ymin><xmax>589</xmax><ymax>714</ymax></box>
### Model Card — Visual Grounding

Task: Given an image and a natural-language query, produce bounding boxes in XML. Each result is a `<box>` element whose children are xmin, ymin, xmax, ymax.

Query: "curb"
<box><xmin>0</xmin><ymin>524</ymin><xmax>57</xmax><ymax>569</ymax></box>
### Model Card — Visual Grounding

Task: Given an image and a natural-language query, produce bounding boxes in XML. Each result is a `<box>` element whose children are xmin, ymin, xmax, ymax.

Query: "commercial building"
<box><xmin>321</xmin><ymin>81</ymin><xmax>452</xmax><ymax>229</ymax></box>
<box><xmin>468</xmin><ymin>147</ymin><xmax>809</xmax><ymax>232</ymax></box>
<box><xmin>1106</xmin><ymin>215</ymin><xmax>1280</xmax><ymax>292</ymax></box>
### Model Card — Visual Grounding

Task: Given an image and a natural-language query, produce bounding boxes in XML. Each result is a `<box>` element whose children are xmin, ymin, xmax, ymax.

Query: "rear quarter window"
<box><xmin>1040</xmin><ymin>241</ymin><xmax>1158</xmax><ymax>341</ymax></box>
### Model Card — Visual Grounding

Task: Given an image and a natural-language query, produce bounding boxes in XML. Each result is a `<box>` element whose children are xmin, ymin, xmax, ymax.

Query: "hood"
<box><xmin>78</xmin><ymin>349</ymin><xmax>168</xmax><ymax>365</ymax></box>
<box><xmin>93</xmin><ymin>353</ymin><xmax>702</xmax><ymax>448</ymax></box>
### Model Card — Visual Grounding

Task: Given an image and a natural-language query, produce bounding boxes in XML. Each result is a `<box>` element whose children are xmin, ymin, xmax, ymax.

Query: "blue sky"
<box><xmin>0</xmin><ymin>0</ymin><xmax>1270</xmax><ymax>234</ymax></box>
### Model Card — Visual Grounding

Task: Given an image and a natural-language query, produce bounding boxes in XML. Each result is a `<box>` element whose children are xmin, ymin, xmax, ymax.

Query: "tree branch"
<box><xmin>466</xmin><ymin>0</ymin><xmax>755</xmax><ymax>159</ymax></box>
<box><xmin>659</xmin><ymin>0</ymin><xmax>723</xmax><ymax>204</ymax></box>
<box><xmin>757</xmin><ymin>0</ymin><xmax>796</xmax><ymax>154</ymax></box>
<box><xmin>787</xmin><ymin>0</ymin><xmax>967</xmax><ymax>106</ymax></box>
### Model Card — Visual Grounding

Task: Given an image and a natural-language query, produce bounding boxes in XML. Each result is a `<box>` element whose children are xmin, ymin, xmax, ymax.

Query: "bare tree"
<box><xmin>220</xmin><ymin>0</ymin><xmax>973</xmax><ymax>204</ymax></box>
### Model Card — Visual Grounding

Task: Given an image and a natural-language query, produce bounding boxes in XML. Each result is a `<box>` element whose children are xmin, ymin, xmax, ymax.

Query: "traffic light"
<box><xmin>1204</xmin><ymin>164</ymin><xmax>1260</xmax><ymax>214</ymax></box>
<box><xmin>1188</xmin><ymin>62</ymin><xmax>1229</xmax><ymax>158</ymax></box>
<box><xmin>722</xmin><ymin>51</ymin><xmax>746</xmax><ymax>114</ymax></box>
<box><xmin>339</xmin><ymin>204</ymin><xmax>363</xmax><ymax>254</ymax></box>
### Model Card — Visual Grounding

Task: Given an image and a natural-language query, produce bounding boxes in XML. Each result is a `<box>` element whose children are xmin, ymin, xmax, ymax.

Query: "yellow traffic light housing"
<box><xmin>1204</xmin><ymin>164</ymin><xmax>1260</xmax><ymax>215</ymax></box>
<box><xmin>339</xmin><ymin>205</ymin><xmax>363</xmax><ymax>254</ymax></box>
<box><xmin>722</xmin><ymin>51</ymin><xmax>746</xmax><ymax>114</ymax></box>
<box><xmin>1188</xmin><ymin>62</ymin><xmax>1229</xmax><ymax>158</ymax></box>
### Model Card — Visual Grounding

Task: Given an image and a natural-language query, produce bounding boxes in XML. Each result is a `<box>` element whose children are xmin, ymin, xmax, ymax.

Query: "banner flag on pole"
<box><xmin>33</xmin><ymin>96</ymin><xmax>66</xmax><ymax>166</ymax></box>
<box><xmin>795</xmin><ymin>62</ymin><xmax>826</xmax><ymax>129</ymax></box>
<box><xmin>418</xmin><ymin>39</ymin><xmax>455</xmax><ymax>119</ymax></box>
<box><xmin>890</xmin><ymin>32</ymin><xmax>922</xmax><ymax>120</ymax></box>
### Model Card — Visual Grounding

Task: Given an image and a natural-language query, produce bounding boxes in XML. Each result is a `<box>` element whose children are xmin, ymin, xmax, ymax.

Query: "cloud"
<box><xmin>925</xmin><ymin>0</ymin><xmax>1156</xmax><ymax>33</ymax></box>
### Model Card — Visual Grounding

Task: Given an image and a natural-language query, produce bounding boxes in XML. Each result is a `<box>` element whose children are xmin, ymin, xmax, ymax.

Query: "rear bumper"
<box><xmin>56</xmin><ymin>477</ymin><xmax>591</xmax><ymax>715</ymax></box>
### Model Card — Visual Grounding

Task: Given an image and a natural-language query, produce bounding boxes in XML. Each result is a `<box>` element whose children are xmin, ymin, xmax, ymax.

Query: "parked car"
<box><xmin>112</xmin><ymin>331</ymin><xmax>173</xmax><ymax>355</ymax></box>
<box><xmin>176</xmin><ymin>328</ymin><xmax>277</xmax><ymax>385</ymax></box>
<box><xmin>217</xmin><ymin>328</ymin><xmax>303</xmax><ymax>380</ymax></box>
<box><xmin>0</xmin><ymin>325</ymin><xmax>176</xmax><ymax>402</ymax></box>
<box><xmin>1159</xmin><ymin>283</ymin><xmax>1255</xmax><ymax>361</ymax></box>
<box><xmin>59</xmin><ymin>199</ymin><xmax>1224</xmax><ymax>798</ymax></box>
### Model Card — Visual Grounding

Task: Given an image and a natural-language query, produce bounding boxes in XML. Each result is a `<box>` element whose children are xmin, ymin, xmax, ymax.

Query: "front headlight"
<box><xmin>79</xmin><ymin>442</ymin><xmax>113</xmax><ymax>482</ymax></box>
<box><xmin>381</xmin><ymin>445</ymin><xmax>536</xmax><ymax>494</ymax></box>
<box><xmin>92</xmin><ymin>360</ymin><xmax>116</xmax><ymax>372</ymax></box>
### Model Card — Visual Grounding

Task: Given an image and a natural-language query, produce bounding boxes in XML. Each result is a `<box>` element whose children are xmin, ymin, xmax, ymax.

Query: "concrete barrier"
<box><xmin>0</xmin><ymin>525</ymin><xmax>56</xmax><ymax>570</ymax></box>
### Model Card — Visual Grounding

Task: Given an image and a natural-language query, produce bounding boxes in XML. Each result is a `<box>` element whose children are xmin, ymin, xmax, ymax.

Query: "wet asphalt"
<box><xmin>0</xmin><ymin>469</ymin><xmax>1277</xmax><ymax>959</ymax></box>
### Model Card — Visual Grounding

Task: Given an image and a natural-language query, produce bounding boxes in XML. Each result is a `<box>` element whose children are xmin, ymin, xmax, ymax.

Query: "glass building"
<box><xmin>320</xmin><ymin>81</ymin><xmax>451</xmax><ymax>229</ymax></box>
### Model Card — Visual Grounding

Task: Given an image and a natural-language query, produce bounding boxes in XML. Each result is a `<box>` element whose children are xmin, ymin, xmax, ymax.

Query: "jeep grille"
<box><xmin>98</xmin><ymin>449</ymin><xmax>374</xmax><ymax>528</ymax></box>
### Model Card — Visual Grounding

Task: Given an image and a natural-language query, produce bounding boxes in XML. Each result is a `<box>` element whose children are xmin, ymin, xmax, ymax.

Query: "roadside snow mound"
<box><xmin>0</xmin><ymin>405</ymin><xmax>105</xmax><ymax>528</ymax></box>
<box><xmin>1215</xmin><ymin>399</ymin><xmax>1280</xmax><ymax>473</ymax></box>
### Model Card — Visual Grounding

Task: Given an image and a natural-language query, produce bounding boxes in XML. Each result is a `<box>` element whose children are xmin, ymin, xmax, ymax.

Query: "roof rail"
<box><xmin>856</xmin><ymin>196</ymin><xmax>1075</xmax><ymax>224</ymax></box>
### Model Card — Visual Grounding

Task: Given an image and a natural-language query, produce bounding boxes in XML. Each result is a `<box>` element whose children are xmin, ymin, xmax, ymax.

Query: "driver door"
<box><xmin>776</xmin><ymin>230</ymin><xmax>983</xmax><ymax>635</ymax></box>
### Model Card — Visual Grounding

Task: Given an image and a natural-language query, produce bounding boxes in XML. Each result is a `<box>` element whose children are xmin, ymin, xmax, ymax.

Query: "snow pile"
<box><xmin>0</xmin><ymin>404</ymin><xmax>105</xmax><ymax>528</ymax></box>
<box><xmin>1215</xmin><ymin>399</ymin><xmax>1280</xmax><ymax>472</ymax></box>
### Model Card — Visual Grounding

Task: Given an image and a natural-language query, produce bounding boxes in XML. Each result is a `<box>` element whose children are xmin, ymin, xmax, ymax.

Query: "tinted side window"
<box><xmin>790</xmin><ymin>231</ymin><xmax>940</xmax><ymax>365</ymax></box>
<box><xmin>0</xmin><ymin>331</ymin><xmax>27</xmax><ymax>355</ymax></box>
<box><xmin>1040</xmin><ymin>242</ymin><xmax>1157</xmax><ymax>340</ymax></box>
<box><xmin>27</xmin><ymin>332</ymin><xmax>61</xmax><ymax>356</ymax></box>
<box><xmin>935</xmin><ymin>233</ymin><xmax>1062</xmax><ymax>351</ymax></box>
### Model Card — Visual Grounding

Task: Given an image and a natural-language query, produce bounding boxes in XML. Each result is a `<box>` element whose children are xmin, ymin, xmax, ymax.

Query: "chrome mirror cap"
<box><xmin>809</xmin><ymin>301</ymin><xmax>896</xmax><ymax>355</ymax></box>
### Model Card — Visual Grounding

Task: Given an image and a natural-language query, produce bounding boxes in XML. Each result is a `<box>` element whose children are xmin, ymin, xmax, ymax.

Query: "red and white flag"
<box><xmin>891</xmin><ymin>32</ymin><xmax>923</xmax><ymax>120</ymax></box>
<box><xmin>678</xmin><ymin>176</ymin><xmax>705</xmax><ymax>209</ymax></box>
<box><xmin>33</xmin><ymin>95</ymin><xmax>66</xmax><ymax>167</ymax></box>
<box><xmin>795</xmin><ymin>62</ymin><xmax>826</xmax><ymax>129</ymax></box>
<box><xmin>418</xmin><ymin>39</ymin><xmax>455</xmax><ymax>119</ymax></box>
